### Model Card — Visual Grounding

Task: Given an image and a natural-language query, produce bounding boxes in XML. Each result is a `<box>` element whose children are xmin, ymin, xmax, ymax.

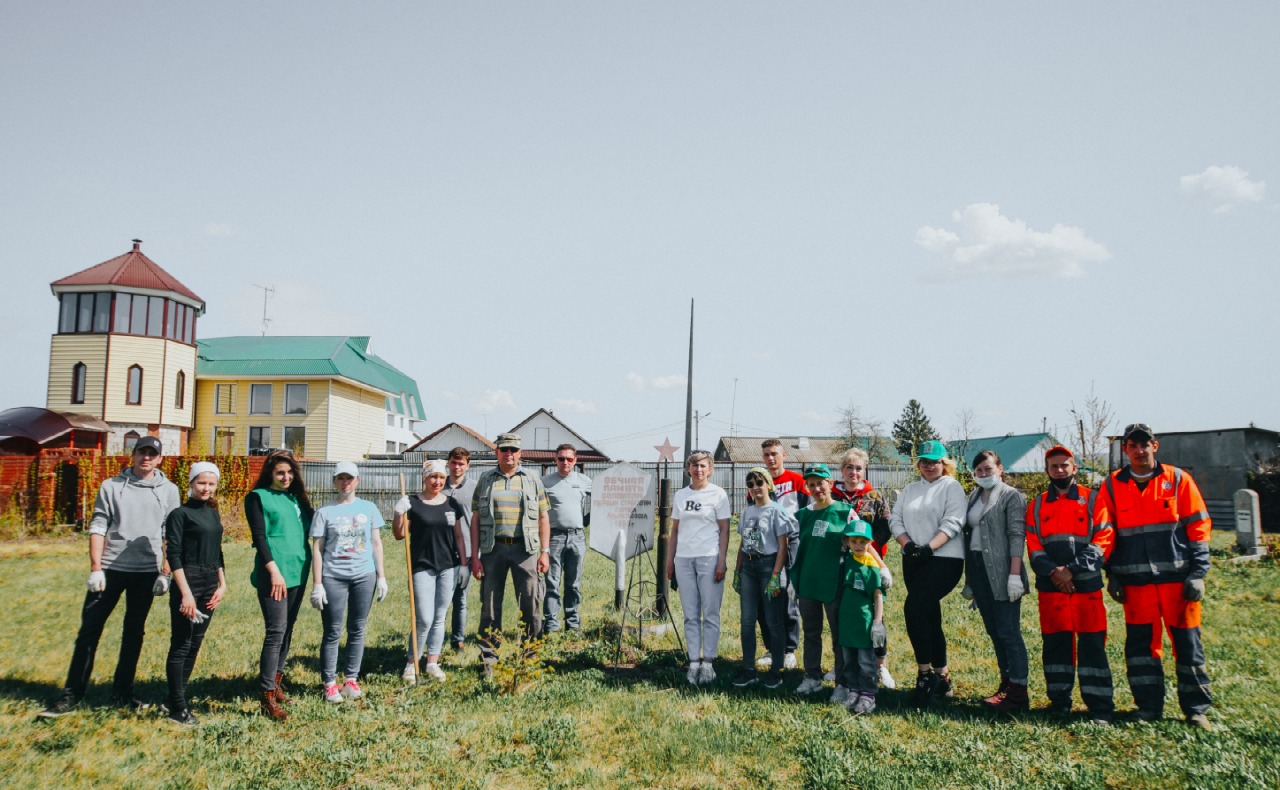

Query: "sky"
<box><xmin>2</xmin><ymin>3</ymin><xmax>1277</xmax><ymax>462</ymax></box>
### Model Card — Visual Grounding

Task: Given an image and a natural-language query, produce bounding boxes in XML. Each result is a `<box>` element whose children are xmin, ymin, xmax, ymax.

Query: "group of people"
<box><xmin>668</xmin><ymin>430</ymin><xmax>1214</xmax><ymax>728</ymax></box>
<box><xmin>38</xmin><ymin>432</ymin><xmax>593</xmax><ymax>725</ymax></box>
<box><xmin>38</xmin><ymin>423</ymin><xmax>1215</xmax><ymax>730</ymax></box>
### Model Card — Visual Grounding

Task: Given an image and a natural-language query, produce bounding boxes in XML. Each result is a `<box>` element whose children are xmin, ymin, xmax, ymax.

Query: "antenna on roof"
<box><xmin>252</xmin><ymin>283</ymin><xmax>274</xmax><ymax>336</ymax></box>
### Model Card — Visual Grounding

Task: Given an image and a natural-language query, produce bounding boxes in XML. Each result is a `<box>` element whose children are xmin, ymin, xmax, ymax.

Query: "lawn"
<box><xmin>1</xmin><ymin>531</ymin><xmax>1277</xmax><ymax>789</ymax></box>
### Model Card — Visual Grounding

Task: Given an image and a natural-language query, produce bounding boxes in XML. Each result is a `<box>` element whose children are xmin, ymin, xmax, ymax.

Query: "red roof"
<box><xmin>51</xmin><ymin>240</ymin><xmax>204</xmax><ymax>306</ymax></box>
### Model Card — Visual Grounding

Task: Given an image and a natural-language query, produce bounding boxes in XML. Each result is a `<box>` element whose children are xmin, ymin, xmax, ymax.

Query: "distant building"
<box><xmin>45</xmin><ymin>240</ymin><xmax>206</xmax><ymax>454</ymax></box>
<box><xmin>505</xmin><ymin>408</ymin><xmax>609</xmax><ymax>463</ymax></box>
<box><xmin>195</xmin><ymin>335</ymin><xmax>425</xmax><ymax>460</ymax></box>
<box><xmin>406</xmin><ymin>422</ymin><xmax>496</xmax><ymax>459</ymax></box>
<box><xmin>948</xmin><ymin>433</ymin><xmax>1062</xmax><ymax>474</ymax></box>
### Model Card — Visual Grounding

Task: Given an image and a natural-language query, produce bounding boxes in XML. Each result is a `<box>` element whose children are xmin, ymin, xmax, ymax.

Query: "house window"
<box><xmin>249</xmin><ymin>383</ymin><xmax>272</xmax><ymax>415</ymax></box>
<box><xmin>93</xmin><ymin>293</ymin><xmax>111</xmax><ymax>332</ymax></box>
<box><xmin>184</xmin><ymin>308</ymin><xmax>195</xmax><ymax>344</ymax></box>
<box><xmin>248</xmin><ymin>426</ymin><xmax>271</xmax><ymax>452</ymax></box>
<box><xmin>386</xmin><ymin>441</ymin><xmax>397</xmax><ymax>453</ymax></box>
<box><xmin>59</xmin><ymin>295</ymin><xmax>76</xmax><ymax>333</ymax></box>
<box><xmin>174</xmin><ymin>371</ymin><xmax>185</xmax><ymax>408</ymax></box>
<box><xmin>146</xmin><ymin>297</ymin><xmax>164</xmax><ymax>337</ymax></box>
<box><xmin>57</xmin><ymin>293</ymin><xmax>113</xmax><ymax>334</ymax></box>
<box><xmin>215</xmin><ymin>384</ymin><xmax>235</xmax><ymax>414</ymax></box>
<box><xmin>129</xmin><ymin>296</ymin><xmax>148</xmax><ymax>335</ymax></box>
<box><xmin>126</xmin><ymin>365</ymin><xmax>143</xmax><ymax>405</ymax></box>
<box><xmin>283</xmin><ymin>426</ymin><xmax>305</xmax><ymax>457</ymax></box>
<box><xmin>71</xmin><ymin>363</ymin><xmax>87</xmax><ymax>404</ymax></box>
<box><xmin>113</xmin><ymin>293</ymin><xmax>132</xmax><ymax>333</ymax></box>
<box><xmin>123</xmin><ymin>430</ymin><xmax>140</xmax><ymax>453</ymax></box>
<box><xmin>213</xmin><ymin>426</ymin><xmax>236</xmax><ymax>455</ymax></box>
<box><xmin>284</xmin><ymin>383</ymin><xmax>308</xmax><ymax>415</ymax></box>
<box><xmin>386</xmin><ymin>413</ymin><xmax>395</xmax><ymax>427</ymax></box>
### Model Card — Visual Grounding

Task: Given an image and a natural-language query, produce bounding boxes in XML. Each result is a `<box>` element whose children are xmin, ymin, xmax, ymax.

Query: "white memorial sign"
<box><xmin>589</xmin><ymin>462</ymin><xmax>657</xmax><ymax>561</ymax></box>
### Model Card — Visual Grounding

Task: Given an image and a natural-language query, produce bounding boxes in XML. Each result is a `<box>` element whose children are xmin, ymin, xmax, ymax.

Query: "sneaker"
<box><xmin>341</xmin><ymin>679</ymin><xmax>363</xmax><ymax>699</ymax></box>
<box><xmin>1186</xmin><ymin>713</ymin><xmax>1212</xmax><ymax>730</ymax></box>
<box><xmin>424</xmin><ymin>663</ymin><xmax>446</xmax><ymax>681</ymax></box>
<box><xmin>1133</xmin><ymin>708</ymin><xmax>1162</xmax><ymax>722</ymax></box>
<box><xmin>1089</xmin><ymin>714</ymin><xmax>1112</xmax><ymax>726</ymax></box>
<box><xmin>732</xmin><ymin>670</ymin><xmax>759</xmax><ymax>688</ymax></box>
<box><xmin>795</xmin><ymin>677</ymin><xmax>824</xmax><ymax>695</ymax></box>
<box><xmin>756</xmin><ymin>655</ymin><xmax>773</xmax><ymax>669</ymax></box>
<box><xmin>323</xmin><ymin>683</ymin><xmax>343</xmax><ymax>703</ymax></box>
<box><xmin>783</xmin><ymin>652</ymin><xmax>798</xmax><ymax>670</ymax></box>
<box><xmin>823</xmin><ymin>670</ymin><xmax>836</xmax><ymax>682</ymax></box>
<box><xmin>878</xmin><ymin>665</ymin><xmax>896</xmax><ymax>689</ymax></box>
<box><xmin>451</xmin><ymin>639</ymin><xmax>465</xmax><ymax>652</ymax></box>
<box><xmin>852</xmin><ymin>694</ymin><xmax>877</xmax><ymax>716</ymax></box>
<box><xmin>402</xmin><ymin>663</ymin><xmax>417</xmax><ymax>685</ymax></box>
<box><xmin>913</xmin><ymin>671</ymin><xmax>935</xmax><ymax>707</ymax></box>
<box><xmin>39</xmin><ymin>692</ymin><xmax>79</xmax><ymax>719</ymax></box>
<box><xmin>930</xmin><ymin>672</ymin><xmax>954</xmax><ymax>699</ymax></box>
<box><xmin>697</xmin><ymin>662</ymin><xmax>717</xmax><ymax>685</ymax></box>
<box><xmin>762</xmin><ymin>672</ymin><xmax>784</xmax><ymax>689</ymax></box>
<box><xmin>831</xmin><ymin>685</ymin><xmax>850</xmax><ymax>704</ymax></box>
<box><xmin>686</xmin><ymin>661</ymin><xmax>702</xmax><ymax>686</ymax></box>
<box><xmin>1049</xmin><ymin>701</ymin><xmax>1073</xmax><ymax>717</ymax></box>
<box><xmin>167</xmin><ymin>708</ymin><xmax>199</xmax><ymax>727</ymax></box>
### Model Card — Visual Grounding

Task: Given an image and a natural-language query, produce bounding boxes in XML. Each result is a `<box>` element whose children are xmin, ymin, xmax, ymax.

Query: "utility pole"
<box><xmin>252</xmin><ymin>284</ymin><xmax>274</xmax><ymax>336</ymax></box>
<box><xmin>695</xmin><ymin>410</ymin><xmax>711</xmax><ymax>450</ymax></box>
<box><xmin>682</xmin><ymin>299</ymin><xmax>694</xmax><ymax>487</ymax></box>
<box><xmin>730</xmin><ymin>378</ymin><xmax>738</xmax><ymax>437</ymax></box>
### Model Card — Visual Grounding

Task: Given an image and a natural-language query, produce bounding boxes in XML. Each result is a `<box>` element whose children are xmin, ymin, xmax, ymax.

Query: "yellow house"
<box><xmin>193</xmin><ymin>336</ymin><xmax>425</xmax><ymax>460</ymax></box>
<box><xmin>46</xmin><ymin>240</ymin><xmax>205</xmax><ymax>454</ymax></box>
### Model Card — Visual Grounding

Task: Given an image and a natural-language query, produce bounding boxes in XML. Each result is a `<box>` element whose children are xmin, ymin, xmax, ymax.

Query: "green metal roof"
<box><xmin>197</xmin><ymin>336</ymin><xmax>425</xmax><ymax>420</ymax></box>
<box><xmin>947</xmin><ymin>433</ymin><xmax>1059</xmax><ymax>472</ymax></box>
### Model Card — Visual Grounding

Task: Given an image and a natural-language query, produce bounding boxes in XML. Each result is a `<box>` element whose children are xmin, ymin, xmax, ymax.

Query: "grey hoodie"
<box><xmin>88</xmin><ymin>467</ymin><xmax>181</xmax><ymax>573</ymax></box>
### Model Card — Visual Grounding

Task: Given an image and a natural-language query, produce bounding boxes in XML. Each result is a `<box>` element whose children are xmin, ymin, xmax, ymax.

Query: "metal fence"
<box><xmin>300</xmin><ymin>459</ymin><xmax>917</xmax><ymax>516</ymax></box>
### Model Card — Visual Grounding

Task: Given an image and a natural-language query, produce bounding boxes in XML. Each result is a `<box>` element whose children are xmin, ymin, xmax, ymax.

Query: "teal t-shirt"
<box><xmin>310</xmin><ymin>498</ymin><xmax>385</xmax><ymax>580</ymax></box>
<box><xmin>792</xmin><ymin>501</ymin><xmax>852</xmax><ymax>603</ymax></box>
<box><xmin>837</xmin><ymin>558</ymin><xmax>884</xmax><ymax>649</ymax></box>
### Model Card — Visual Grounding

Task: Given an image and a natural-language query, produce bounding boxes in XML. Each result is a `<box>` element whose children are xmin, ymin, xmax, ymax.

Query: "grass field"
<box><xmin>1</xmin><ymin>530</ymin><xmax>1277</xmax><ymax>789</ymax></box>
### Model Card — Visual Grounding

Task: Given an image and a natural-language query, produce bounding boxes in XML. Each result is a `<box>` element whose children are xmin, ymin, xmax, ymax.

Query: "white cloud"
<box><xmin>625</xmin><ymin>372</ymin><xmax>646</xmax><ymax>392</ymax></box>
<box><xmin>555</xmin><ymin>398</ymin><xmax>599</xmax><ymax>415</ymax></box>
<box><xmin>204</xmin><ymin>222</ymin><xmax>236</xmax><ymax>237</ymax></box>
<box><xmin>915</xmin><ymin>203</ymin><xmax>1111</xmax><ymax>278</ymax></box>
<box><xmin>1179</xmin><ymin>165</ymin><xmax>1266</xmax><ymax>214</ymax></box>
<box><xmin>650</xmin><ymin>374</ymin><xmax>687</xmax><ymax>390</ymax></box>
<box><xmin>472</xmin><ymin>389</ymin><xmax>515</xmax><ymax>413</ymax></box>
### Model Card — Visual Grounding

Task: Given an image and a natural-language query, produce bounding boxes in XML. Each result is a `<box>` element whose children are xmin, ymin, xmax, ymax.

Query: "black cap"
<box><xmin>1122</xmin><ymin>423</ymin><xmax>1154</xmax><ymax>442</ymax></box>
<box><xmin>133</xmin><ymin>435</ymin><xmax>163</xmax><ymax>454</ymax></box>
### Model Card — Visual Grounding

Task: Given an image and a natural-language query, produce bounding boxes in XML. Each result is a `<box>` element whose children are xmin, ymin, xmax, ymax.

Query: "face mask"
<box><xmin>974</xmin><ymin>474</ymin><xmax>999</xmax><ymax>490</ymax></box>
<box><xmin>1052</xmin><ymin>474</ymin><xmax>1076</xmax><ymax>492</ymax></box>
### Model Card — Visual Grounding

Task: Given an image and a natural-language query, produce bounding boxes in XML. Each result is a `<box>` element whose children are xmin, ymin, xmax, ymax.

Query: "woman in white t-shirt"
<box><xmin>665</xmin><ymin>450</ymin><xmax>731</xmax><ymax>685</ymax></box>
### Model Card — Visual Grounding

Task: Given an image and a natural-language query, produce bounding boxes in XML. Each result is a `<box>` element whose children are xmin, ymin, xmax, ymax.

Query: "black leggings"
<box><xmin>166</xmin><ymin>564</ymin><xmax>219</xmax><ymax>712</ymax></box>
<box><xmin>257</xmin><ymin>583</ymin><xmax>305</xmax><ymax>691</ymax></box>
<box><xmin>901</xmin><ymin>556</ymin><xmax>964</xmax><ymax>668</ymax></box>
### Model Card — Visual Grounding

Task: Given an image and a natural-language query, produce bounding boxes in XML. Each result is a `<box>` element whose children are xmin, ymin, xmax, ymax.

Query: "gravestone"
<box><xmin>1234</xmin><ymin>488</ymin><xmax>1264</xmax><ymax>556</ymax></box>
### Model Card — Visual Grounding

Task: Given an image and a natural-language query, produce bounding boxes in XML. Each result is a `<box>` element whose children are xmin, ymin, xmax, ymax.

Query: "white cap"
<box><xmin>188</xmin><ymin>461</ymin><xmax>221</xmax><ymax>484</ymax></box>
<box><xmin>333</xmin><ymin>461</ymin><xmax>359</xmax><ymax>478</ymax></box>
<box><xmin>422</xmin><ymin>459</ymin><xmax>448</xmax><ymax>478</ymax></box>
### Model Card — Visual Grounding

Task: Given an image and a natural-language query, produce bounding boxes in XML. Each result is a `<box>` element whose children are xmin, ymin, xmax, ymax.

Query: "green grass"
<box><xmin>1</xmin><ymin>532</ymin><xmax>1277</xmax><ymax>788</ymax></box>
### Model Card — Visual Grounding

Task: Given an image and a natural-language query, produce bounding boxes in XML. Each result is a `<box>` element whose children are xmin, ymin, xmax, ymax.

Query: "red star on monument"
<box><xmin>654</xmin><ymin>437</ymin><xmax>679</xmax><ymax>462</ymax></box>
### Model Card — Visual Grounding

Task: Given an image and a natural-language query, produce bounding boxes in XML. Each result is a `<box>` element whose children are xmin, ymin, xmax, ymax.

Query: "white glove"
<box><xmin>310</xmin><ymin>585</ymin><xmax>328</xmax><ymax>610</ymax></box>
<box><xmin>188</xmin><ymin>609</ymin><xmax>209</xmax><ymax>625</ymax></box>
<box><xmin>375</xmin><ymin>576</ymin><xmax>388</xmax><ymax>602</ymax></box>
<box><xmin>1007</xmin><ymin>574</ymin><xmax>1025</xmax><ymax>601</ymax></box>
<box><xmin>87</xmin><ymin>570</ymin><xmax>106</xmax><ymax>593</ymax></box>
<box><xmin>152</xmin><ymin>575</ymin><xmax>171</xmax><ymax>596</ymax></box>
<box><xmin>960</xmin><ymin>584</ymin><xmax>974</xmax><ymax>601</ymax></box>
<box><xmin>394</xmin><ymin>495</ymin><xmax>412</xmax><ymax>515</ymax></box>
<box><xmin>879</xmin><ymin>565</ymin><xmax>893</xmax><ymax>592</ymax></box>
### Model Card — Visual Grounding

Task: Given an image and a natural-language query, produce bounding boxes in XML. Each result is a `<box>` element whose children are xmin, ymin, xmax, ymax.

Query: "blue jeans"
<box><xmin>320</xmin><ymin>573</ymin><xmax>376</xmax><ymax>684</ymax></box>
<box><xmin>674</xmin><ymin>555</ymin><xmax>724</xmax><ymax>661</ymax></box>
<box><xmin>410</xmin><ymin>567</ymin><xmax>456</xmax><ymax>660</ymax></box>
<box><xmin>967</xmin><ymin>551</ymin><xmax>1028</xmax><ymax>685</ymax></box>
<box><xmin>739</xmin><ymin>553</ymin><xmax>786</xmax><ymax>669</ymax></box>
<box><xmin>449</xmin><ymin>565</ymin><xmax>469</xmax><ymax>646</ymax></box>
<box><xmin>544</xmin><ymin>529</ymin><xmax>585</xmax><ymax>631</ymax></box>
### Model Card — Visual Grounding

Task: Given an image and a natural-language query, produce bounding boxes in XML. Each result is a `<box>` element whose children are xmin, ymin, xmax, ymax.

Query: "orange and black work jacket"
<box><xmin>1093</xmin><ymin>463</ymin><xmax>1211</xmax><ymax>587</ymax></box>
<box><xmin>1026</xmin><ymin>483</ymin><xmax>1113</xmax><ymax>594</ymax></box>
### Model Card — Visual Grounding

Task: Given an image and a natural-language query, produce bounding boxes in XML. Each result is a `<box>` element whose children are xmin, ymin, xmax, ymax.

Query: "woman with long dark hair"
<box><xmin>246</xmin><ymin>450</ymin><xmax>313</xmax><ymax>721</ymax></box>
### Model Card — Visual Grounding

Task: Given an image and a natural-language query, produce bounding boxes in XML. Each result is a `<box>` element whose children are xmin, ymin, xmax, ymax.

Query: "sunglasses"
<box><xmin>497</xmin><ymin>446</ymin><xmax>520</xmax><ymax>453</ymax></box>
<box><xmin>746</xmin><ymin>479</ymin><xmax>767</xmax><ymax>488</ymax></box>
<box><xmin>556</xmin><ymin>456</ymin><xmax>575</xmax><ymax>462</ymax></box>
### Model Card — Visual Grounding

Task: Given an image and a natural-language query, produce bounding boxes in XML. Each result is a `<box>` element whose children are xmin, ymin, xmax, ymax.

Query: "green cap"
<box><xmin>917</xmin><ymin>440</ymin><xmax>947</xmax><ymax>461</ymax></box>
<box><xmin>843</xmin><ymin>519</ymin><xmax>873</xmax><ymax>540</ymax></box>
<box><xmin>802</xmin><ymin>463</ymin><xmax>832</xmax><ymax>481</ymax></box>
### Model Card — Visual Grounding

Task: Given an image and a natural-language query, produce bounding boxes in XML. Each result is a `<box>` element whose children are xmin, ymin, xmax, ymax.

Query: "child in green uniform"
<box><xmin>837</xmin><ymin>519</ymin><xmax>887</xmax><ymax>715</ymax></box>
<box><xmin>791</xmin><ymin>464</ymin><xmax>853</xmax><ymax>698</ymax></box>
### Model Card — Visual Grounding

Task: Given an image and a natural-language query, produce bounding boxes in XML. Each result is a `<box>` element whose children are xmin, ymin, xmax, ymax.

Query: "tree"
<box><xmin>950</xmin><ymin>407</ymin><xmax>981</xmax><ymax>470</ymax></box>
<box><xmin>892</xmin><ymin>399</ymin><xmax>941</xmax><ymax>458</ymax></box>
<box><xmin>833</xmin><ymin>403</ymin><xmax>896</xmax><ymax>463</ymax></box>
<box><xmin>1068</xmin><ymin>383</ymin><xmax>1116</xmax><ymax>478</ymax></box>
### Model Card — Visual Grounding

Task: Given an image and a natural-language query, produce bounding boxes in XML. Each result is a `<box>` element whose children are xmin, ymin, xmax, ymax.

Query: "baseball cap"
<box><xmin>333</xmin><ymin>461</ymin><xmax>359</xmax><ymax>478</ymax></box>
<box><xmin>495</xmin><ymin>432</ymin><xmax>521</xmax><ymax>450</ymax></box>
<box><xmin>803</xmin><ymin>463</ymin><xmax>832</xmax><ymax>480</ymax></box>
<box><xmin>917</xmin><ymin>440</ymin><xmax>947</xmax><ymax>461</ymax></box>
<box><xmin>134</xmin><ymin>436</ymin><xmax>163</xmax><ymax>454</ymax></box>
<box><xmin>1122</xmin><ymin>423</ymin><xmax>1154</xmax><ymax>442</ymax></box>
<box><xmin>1044</xmin><ymin>445</ymin><xmax>1074</xmax><ymax>461</ymax></box>
<box><xmin>843</xmin><ymin>519</ymin><xmax>873</xmax><ymax>540</ymax></box>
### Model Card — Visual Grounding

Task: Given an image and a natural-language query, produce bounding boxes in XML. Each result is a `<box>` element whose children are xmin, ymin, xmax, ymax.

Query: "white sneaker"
<box><xmin>323</xmin><ymin>682</ymin><xmax>343</xmax><ymax>703</ymax></box>
<box><xmin>424</xmin><ymin>663</ymin><xmax>447</xmax><ymax>681</ymax></box>
<box><xmin>795</xmin><ymin>677</ymin><xmax>824</xmax><ymax>695</ymax></box>
<box><xmin>831</xmin><ymin>685</ymin><xmax>850</xmax><ymax>704</ymax></box>
<box><xmin>879</xmin><ymin>665</ymin><xmax>896</xmax><ymax>689</ymax></box>
<box><xmin>686</xmin><ymin>661</ymin><xmax>701</xmax><ymax>685</ymax></box>
<box><xmin>783</xmin><ymin>652</ymin><xmax>798</xmax><ymax>670</ymax></box>
<box><xmin>823</xmin><ymin>670</ymin><xmax>836</xmax><ymax>682</ymax></box>
<box><xmin>402</xmin><ymin>663</ymin><xmax>417</xmax><ymax>685</ymax></box>
<box><xmin>697</xmin><ymin>662</ymin><xmax>717</xmax><ymax>685</ymax></box>
<box><xmin>756</xmin><ymin>655</ymin><xmax>773</xmax><ymax>668</ymax></box>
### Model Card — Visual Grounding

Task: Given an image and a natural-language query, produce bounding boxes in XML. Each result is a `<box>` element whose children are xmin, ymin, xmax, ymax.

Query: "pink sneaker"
<box><xmin>323</xmin><ymin>682</ymin><xmax>343</xmax><ymax>703</ymax></box>
<box><xmin>341</xmin><ymin>679</ymin><xmax>363</xmax><ymax>700</ymax></box>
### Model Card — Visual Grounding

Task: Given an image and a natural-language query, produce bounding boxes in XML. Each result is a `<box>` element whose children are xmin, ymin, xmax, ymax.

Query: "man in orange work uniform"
<box><xmin>1025</xmin><ymin>445</ymin><xmax>1114</xmax><ymax>723</ymax></box>
<box><xmin>1093</xmin><ymin>423</ymin><xmax>1213</xmax><ymax>729</ymax></box>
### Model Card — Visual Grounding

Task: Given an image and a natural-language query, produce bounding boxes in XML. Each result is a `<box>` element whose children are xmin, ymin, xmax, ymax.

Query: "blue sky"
<box><xmin>2</xmin><ymin>3</ymin><xmax>1277</xmax><ymax>461</ymax></box>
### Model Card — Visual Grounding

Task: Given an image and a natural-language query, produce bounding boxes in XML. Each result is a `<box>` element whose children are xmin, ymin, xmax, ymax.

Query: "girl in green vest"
<box><xmin>246</xmin><ymin>450</ymin><xmax>313</xmax><ymax>721</ymax></box>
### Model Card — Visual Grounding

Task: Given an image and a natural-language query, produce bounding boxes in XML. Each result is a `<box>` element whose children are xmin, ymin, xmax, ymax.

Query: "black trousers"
<box><xmin>63</xmin><ymin>569</ymin><xmax>156</xmax><ymax>699</ymax></box>
<box><xmin>901</xmin><ymin>556</ymin><xmax>964</xmax><ymax>667</ymax></box>
<box><xmin>166</xmin><ymin>565</ymin><xmax>219</xmax><ymax>713</ymax></box>
<box><xmin>257</xmin><ymin>583</ymin><xmax>305</xmax><ymax>691</ymax></box>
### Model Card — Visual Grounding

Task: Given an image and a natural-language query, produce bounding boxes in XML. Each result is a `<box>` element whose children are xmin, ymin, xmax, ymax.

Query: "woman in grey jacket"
<box><xmin>964</xmin><ymin>449</ymin><xmax>1030</xmax><ymax>712</ymax></box>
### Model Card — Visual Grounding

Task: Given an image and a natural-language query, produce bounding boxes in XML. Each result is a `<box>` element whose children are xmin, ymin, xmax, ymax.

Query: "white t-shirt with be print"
<box><xmin>673</xmin><ymin>484</ymin><xmax>730</xmax><ymax>558</ymax></box>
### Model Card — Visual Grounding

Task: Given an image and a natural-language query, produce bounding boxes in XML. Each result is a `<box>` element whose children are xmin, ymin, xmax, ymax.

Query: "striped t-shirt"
<box><xmin>476</xmin><ymin>470</ymin><xmax>550</xmax><ymax>539</ymax></box>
